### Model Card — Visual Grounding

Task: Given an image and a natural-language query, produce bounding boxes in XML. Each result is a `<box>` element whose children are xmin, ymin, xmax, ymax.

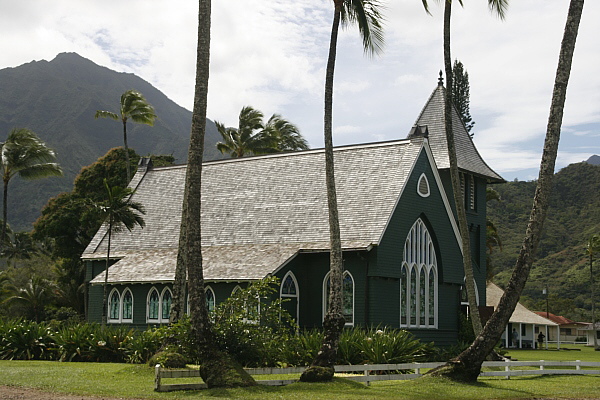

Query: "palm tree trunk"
<box><xmin>122</xmin><ymin>121</ymin><xmax>131</xmax><ymax>183</ymax></box>
<box><xmin>1</xmin><ymin>179</ymin><xmax>8</xmax><ymax>250</ymax></box>
<box><xmin>177</xmin><ymin>0</ymin><xmax>254</xmax><ymax>388</ymax></box>
<box><xmin>591</xmin><ymin>251</ymin><xmax>598</xmax><ymax>349</ymax></box>
<box><xmin>430</xmin><ymin>0</ymin><xmax>584</xmax><ymax>381</ymax></box>
<box><xmin>300</xmin><ymin>2</ymin><xmax>345</xmax><ymax>382</ymax></box>
<box><xmin>102</xmin><ymin>217</ymin><xmax>112</xmax><ymax>326</ymax></box>
<box><xmin>170</xmin><ymin>193</ymin><xmax>187</xmax><ymax>324</ymax></box>
<box><xmin>443</xmin><ymin>0</ymin><xmax>483</xmax><ymax>337</ymax></box>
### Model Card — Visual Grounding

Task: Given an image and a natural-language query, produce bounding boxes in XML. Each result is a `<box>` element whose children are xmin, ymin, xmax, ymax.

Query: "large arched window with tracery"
<box><xmin>400</xmin><ymin>219</ymin><xmax>438</xmax><ymax>329</ymax></box>
<box><xmin>323</xmin><ymin>271</ymin><xmax>354</xmax><ymax>326</ymax></box>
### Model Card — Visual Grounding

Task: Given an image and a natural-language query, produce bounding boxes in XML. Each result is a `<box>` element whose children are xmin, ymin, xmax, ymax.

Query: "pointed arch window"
<box><xmin>205</xmin><ymin>286</ymin><xmax>216</xmax><ymax>313</ymax></box>
<box><xmin>280</xmin><ymin>272</ymin><xmax>299</xmax><ymax>325</ymax></box>
<box><xmin>109</xmin><ymin>289</ymin><xmax>121</xmax><ymax>321</ymax></box>
<box><xmin>161</xmin><ymin>289</ymin><xmax>172</xmax><ymax>320</ymax></box>
<box><xmin>122</xmin><ymin>289</ymin><xmax>133</xmax><ymax>321</ymax></box>
<box><xmin>417</xmin><ymin>173</ymin><xmax>430</xmax><ymax>197</ymax></box>
<box><xmin>323</xmin><ymin>271</ymin><xmax>354</xmax><ymax>326</ymax></box>
<box><xmin>400</xmin><ymin>219</ymin><xmax>438</xmax><ymax>329</ymax></box>
<box><xmin>147</xmin><ymin>287</ymin><xmax>172</xmax><ymax>323</ymax></box>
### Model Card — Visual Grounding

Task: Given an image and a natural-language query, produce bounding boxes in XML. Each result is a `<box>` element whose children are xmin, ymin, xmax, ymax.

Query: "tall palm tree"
<box><xmin>586</xmin><ymin>233</ymin><xmax>600</xmax><ymax>349</ymax></box>
<box><xmin>430</xmin><ymin>0</ymin><xmax>584</xmax><ymax>382</ymax></box>
<box><xmin>174</xmin><ymin>0</ymin><xmax>255</xmax><ymax>388</ymax></box>
<box><xmin>0</xmin><ymin>232</ymin><xmax>39</xmax><ymax>268</ymax></box>
<box><xmin>96</xmin><ymin>179</ymin><xmax>145</xmax><ymax>326</ymax></box>
<box><xmin>1</xmin><ymin>128</ymin><xmax>62</xmax><ymax>250</ymax></box>
<box><xmin>420</xmin><ymin>0</ymin><xmax>507</xmax><ymax>339</ymax></box>
<box><xmin>95</xmin><ymin>90</ymin><xmax>157</xmax><ymax>182</ymax></box>
<box><xmin>215</xmin><ymin>106</ymin><xmax>308</xmax><ymax>157</ymax></box>
<box><xmin>300</xmin><ymin>0</ymin><xmax>384</xmax><ymax>382</ymax></box>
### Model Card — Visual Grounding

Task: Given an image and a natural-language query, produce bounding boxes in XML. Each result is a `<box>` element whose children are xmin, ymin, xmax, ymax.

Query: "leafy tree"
<box><xmin>172</xmin><ymin>0</ymin><xmax>255</xmax><ymax>388</ymax></box>
<box><xmin>586</xmin><ymin>233</ymin><xmax>600</xmax><ymax>349</ymax></box>
<box><xmin>95</xmin><ymin>179</ymin><xmax>145</xmax><ymax>326</ymax></box>
<box><xmin>420</xmin><ymin>0</ymin><xmax>507</xmax><ymax>342</ymax></box>
<box><xmin>1</xmin><ymin>128</ymin><xmax>62</xmax><ymax>251</ymax></box>
<box><xmin>216</xmin><ymin>106</ymin><xmax>308</xmax><ymax>157</ymax></box>
<box><xmin>431</xmin><ymin>0</ymin><xmax>584</xmax><ymax>382</ymax></box>
<box><xmin>300</xmin><ymin>0</ymin><xmax>384</xmax><ymax>383</ymax></box>
<box><xmin>95</xmin><ymin>90</ymin><xmax>157</xmax><ymax>182</ymax></box>
<box><xmin>452</xmin><ymin>59</ymin><xmax>475</xmax><ymax>136</ymax></box>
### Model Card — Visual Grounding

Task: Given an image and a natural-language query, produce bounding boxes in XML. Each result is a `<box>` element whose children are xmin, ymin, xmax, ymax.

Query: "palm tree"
<box><xmin>586</xmin><ymin>234</ymin><xmax>600</xmax><ymax>349</ymax></box>
<box><xmin>430</xmin><ymin>0</ymin><xmax>585</xmax><ymax>382</ymax></box>
<box><xmin>173</xmin><ymin>0</ymin><xmax>255</xmax><ymax>388</ymax></box>
<box><xmin>1</xmin><ymin>128</ymin><xmax>62</xmax><ymax>250</ymax></box>
<box><xmin>215</xmin><ymin>106</ymin><xmax>308</xmax><ymax>157</ymax></box>
<box><xmin>96</xmin><ymin>179</ymin><xmax>145</xmax><ymax>326</ymax></box>
<box><xmin>1</xmin><ymin>232</ymin><xmax>39</xmax><ymax>268</ymax></box>
<box><xmin>420</xmin><ymin>0</ymin><xmax>508</xmax><ymax>339</ymax></box>
<box><xmin>2</xmin><ymin>275</ymin><xmax>57</xmax><ymax>322</ymax></box>
<box><xmin>95</xmin><ymin>90</ymin><xmax>157</xmax><ymax>182</ymax></box>
<box><xmin>264</xmin><ymin>114</ymin><xmax>309</xmax><ymax>152</ymax></box>
<box><xmin>300</xmin><ymin>0</ymin><xmax>384</xmax><ymax>383</ymax></box>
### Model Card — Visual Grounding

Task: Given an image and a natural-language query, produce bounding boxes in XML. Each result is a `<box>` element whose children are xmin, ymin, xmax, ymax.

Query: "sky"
<box><xmin>1</xmin><ymin>0</ymin><xmax>598</xmax><ymax>181</ymax></box>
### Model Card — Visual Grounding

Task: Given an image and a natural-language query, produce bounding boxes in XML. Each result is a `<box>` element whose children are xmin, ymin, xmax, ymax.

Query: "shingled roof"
<box><xmin>486</xmin><ymin>282</ymin><xmax>557</xmax><ymax>326</ymax></box>
<box><xmin>85</xmin><ymin>138</ymin><xmax>425</xmax><ymax>284</ymax></box>
<box><xmin>410</xmin><ymin>82</ymin><xmax>504</xmax><ymax>183</ymax></box>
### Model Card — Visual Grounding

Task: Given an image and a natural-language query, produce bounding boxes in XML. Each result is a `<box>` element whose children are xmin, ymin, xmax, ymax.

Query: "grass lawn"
<box><xmin>0</xmin><ymin>347</ymin><xmax>599</xmax><ymax>400</ymax></box>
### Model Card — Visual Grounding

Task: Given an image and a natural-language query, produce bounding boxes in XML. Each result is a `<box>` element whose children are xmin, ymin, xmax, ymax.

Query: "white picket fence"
<box><xmin>154</xmin><ymin>360</ymin><xmax>600</xmax><ymax>391</ymax></box>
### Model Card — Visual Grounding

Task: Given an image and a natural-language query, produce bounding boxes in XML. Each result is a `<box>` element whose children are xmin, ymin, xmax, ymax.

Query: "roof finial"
<box><xmin>438</xmin><ymin>70</ymin><xmax>444</xmax><ymax>86</ymax></box>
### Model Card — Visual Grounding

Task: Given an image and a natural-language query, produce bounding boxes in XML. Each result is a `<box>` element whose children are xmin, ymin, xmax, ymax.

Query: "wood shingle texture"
<box><xmin>84</xmin><ymin>139</ymin><xmax>424</xmax><ymax>284</ymax></box>
<box><xmin>412</xmin><ymin>82</ymin><xmax>504</xmax><ymax>183</ymax></box>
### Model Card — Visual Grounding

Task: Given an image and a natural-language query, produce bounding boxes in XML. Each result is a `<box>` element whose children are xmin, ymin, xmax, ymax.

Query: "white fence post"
<box><xmin>364</xmin><ymin>365</ymin><xmax>370</xmax><ymax>386</ymax></box>
<box><xmin>505</xmin><ymin>359</ymin><xmax>510</xmax><ymax>380</ymax></box>
<box><xmin>576</xmin><ymin>360</ymin><xmax>581</xmax><ymax>371</ymax></box>
<box><xmin>154</xmin><ymin>364</ymin><xmax>161</xmax><ymax>392</ymax></box>
<box><xmin>540</xmin><ymin>360</ymin><xmax>544</xmax><ymax>371</ymax></box>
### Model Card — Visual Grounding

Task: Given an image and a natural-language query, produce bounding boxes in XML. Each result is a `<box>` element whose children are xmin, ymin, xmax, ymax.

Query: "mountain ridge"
<box><xmin>0</xmin><ymin>52</ymin><xmax>222</xmax><ymax>231</ymax></box>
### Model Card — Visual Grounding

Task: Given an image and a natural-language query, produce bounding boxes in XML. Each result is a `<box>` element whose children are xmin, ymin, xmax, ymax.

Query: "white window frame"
<box><xmin>108</xmin><ymin>288</ymin><xmax>121</xmax><ymax>323</ymax></box>
<box><xmin>147</xmin><ymin>286</ymin><xmax>171</xmax><ymax>323</ymax></box>
<box><xmin>205</xmin><ymin>285</ymin><xmax>216</xmax><ymax>314</ymax></box>
<box><xmin>400</xmin><ymin>218</ymin><xmax>438</xmax><ymax>329</ymax></box>
<box><xmin>280</xmin><ymin>271</ymin><xmax>300</xmax><ymax>325</ymax></box>
<box><xmin>417</xmin><ymin>173</ymin><xmax>431</xmax><ymax>198</ymax></box>
<box><xmin>322</xmin><ymin>270</ymin><xmax>355</xmax><ymax>327</ymax></box>
<box><xmin>121</xmin><ymin>288</ymin><xmax>134</xmax><ymax>323</ymax></box>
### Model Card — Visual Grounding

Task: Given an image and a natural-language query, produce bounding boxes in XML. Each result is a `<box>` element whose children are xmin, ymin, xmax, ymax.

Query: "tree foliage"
<box><xmin>452</xmin><ymin>59</ymin><xmax>475</xmax><ymax>136</ymax></box>
<box><xmin>216</xmin><ymin>106</ymin><xmax>308</xmax><ymax>158</ymax></box>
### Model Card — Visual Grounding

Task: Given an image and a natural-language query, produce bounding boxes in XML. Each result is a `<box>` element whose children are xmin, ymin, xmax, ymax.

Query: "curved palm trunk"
<box><xmin>102</xmin><ymin>217</ymin><xmax>113</xmax><ymax>326</ymax></box>
<box><xmin>300</xmin><ymin>2</ymin><xmax>345</xmax><ymax>382</ymax></box>
<box><xmin>177</xmin><ymin>0</ymin><xmax>255</xmax><ymax>388</ymax></box>
<box><xmin>2</xmin><ymin>179</ymin><xmax>8</xmax><ymax>250</ymax></box>
<box><xmin>442</xmin><ymin>0</ymin><xmax>483</xmax><ymax>337</ymax></box>
<box><xmin>122</xmin><ymin>120</ymin><xmax>131</xmax><ymax>183</ymax></box>
<box><xmin>431</xmin><ymin>0</ymin><xmax>584</xmax><ymax>381</ymax></box>
<box><xmin>591</xmin><ymin>249</ymin><xmax>598</xmax><ymax>349</ymax></box>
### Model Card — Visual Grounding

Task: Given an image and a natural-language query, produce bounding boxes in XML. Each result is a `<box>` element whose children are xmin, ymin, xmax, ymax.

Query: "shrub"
<box><xmin>148</xmin><ymin>351</ymin><xmax>188</xmax><ymax>368</ymax></box>
<box><xmin>126</xmin><ymin>328</ymin><xmax>165</xmax><ymax>364</ymax></box>
<box><xmin>0</xmin><ymin>319</ymin><xmax>56</xmax><ymax>360</ymax></box>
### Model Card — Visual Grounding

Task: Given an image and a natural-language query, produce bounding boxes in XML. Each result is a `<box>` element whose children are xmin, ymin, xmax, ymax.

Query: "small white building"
<box><xmin>584</xmin><ymin>322</ymin><xmax>600</xmax><ymax>347</ymax></box>
<box><xmin>487</xmin><ymin>282</ymin><xmax>559</xmax><ymax>349</ymax></box>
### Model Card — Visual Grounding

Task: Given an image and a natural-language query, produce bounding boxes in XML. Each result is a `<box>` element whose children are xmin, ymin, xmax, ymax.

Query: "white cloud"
<box><xmin>0</xmin><ymin>0</ymin><xmax>598</xmax><ymax>179</ymax></box>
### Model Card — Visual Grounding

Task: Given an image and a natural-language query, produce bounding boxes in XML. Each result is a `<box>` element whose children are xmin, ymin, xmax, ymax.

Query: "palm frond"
<box><xmin>343</xmin><ymin>0</ymin><xmax>385</xmax><ymax>57</ymax></box>
<box><xmin>488</xmin><ymin>0</ymin><xmax>508</xmax><ymax>20</ymax></box>
<box><xmin>94</xmin><ymin>110</ymin><xmax>120</xmax><ymax>120</ymax></box>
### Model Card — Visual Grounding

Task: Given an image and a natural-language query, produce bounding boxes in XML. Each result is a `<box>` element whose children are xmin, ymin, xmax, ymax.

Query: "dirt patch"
<box><xmin>0</xmin><ymin>385</ymin><xmax>142</xmax><ymax>400</ymax></box>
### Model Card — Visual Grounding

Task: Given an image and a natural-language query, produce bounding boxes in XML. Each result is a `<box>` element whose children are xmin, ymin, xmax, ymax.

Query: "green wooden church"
<box><xmin>82</xmin><ymin>81</ymin><xmax>503</xmax><ymax>346</ymax></box>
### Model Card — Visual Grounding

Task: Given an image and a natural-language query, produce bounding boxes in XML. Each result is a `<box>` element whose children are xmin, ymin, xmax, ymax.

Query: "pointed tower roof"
<box><xmin>409</xmin><ymin>79</ymin><xmax>504</xmax><ymax>183</ymax></box>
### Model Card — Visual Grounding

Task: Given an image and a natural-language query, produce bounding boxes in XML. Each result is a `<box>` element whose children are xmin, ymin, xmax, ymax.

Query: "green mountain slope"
<box><xmin>488</xmin><ymin>161</ymin><xmax>600</xmax><ymax>321</ymax></box>
<box><xmin>0</xmin><ymin>52</ymin><xmax>222</xmax><ymax>231</ymax></box>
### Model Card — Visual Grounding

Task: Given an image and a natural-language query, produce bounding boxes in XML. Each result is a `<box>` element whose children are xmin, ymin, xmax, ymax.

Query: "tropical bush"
<box><xmin>0</xmin><ymin>319</ymin><xmax>55</xmax><ymax>360</ymax></box>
